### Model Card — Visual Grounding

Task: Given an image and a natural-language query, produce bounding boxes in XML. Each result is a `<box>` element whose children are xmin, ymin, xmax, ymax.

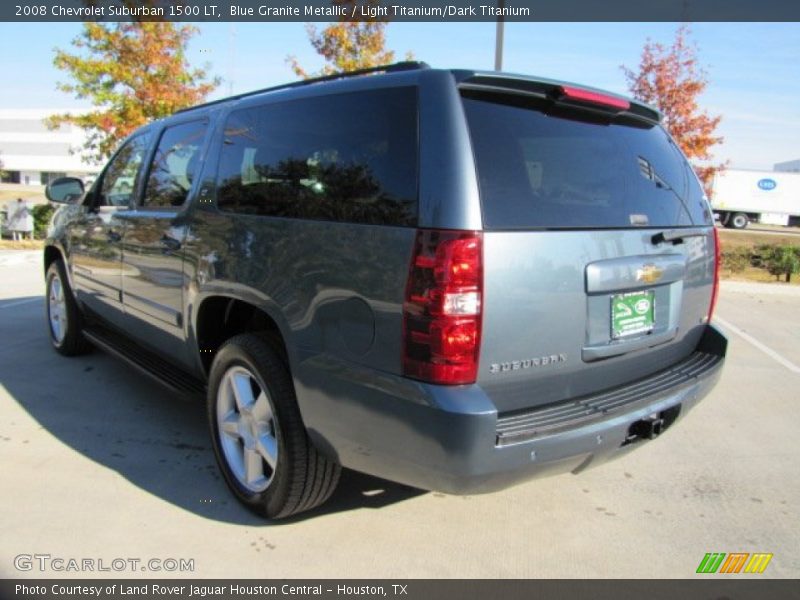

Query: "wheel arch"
<box><xmin>192</xmin><ymin>293</ymin><xmax>293</xmax><ymax>377</ymax></box>
<box><xmin>43</xmin><ymin>243</ymin><xmax>78</xmax><ymax>293</ymax></box>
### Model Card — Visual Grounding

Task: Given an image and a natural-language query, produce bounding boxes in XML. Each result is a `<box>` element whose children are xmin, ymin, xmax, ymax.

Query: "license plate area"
<box><xmin>611</xmin><ymin>290</ymin><xmax>655</xmax><ymax>339</ymax></box>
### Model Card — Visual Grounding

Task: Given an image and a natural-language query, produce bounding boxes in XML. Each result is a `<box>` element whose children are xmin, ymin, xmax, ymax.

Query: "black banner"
<box><xmin>3</xmin><ymin>0</ymin><xmax>800</xmax><ymax>22</ymax></box>
<box><xmin>2</xmin><ymin>580</ymin><xmax>800</xmax><ymax>600</ymax></box>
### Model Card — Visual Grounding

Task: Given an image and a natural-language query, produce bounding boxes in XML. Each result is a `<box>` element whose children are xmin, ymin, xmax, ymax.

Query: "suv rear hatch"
<box><xmin>460</xmin><ymin>76</ymin><xmax>717</xmax><ymax>415</ymax></box>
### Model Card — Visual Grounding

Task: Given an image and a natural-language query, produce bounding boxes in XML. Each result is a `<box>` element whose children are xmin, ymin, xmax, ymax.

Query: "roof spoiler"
<box><xmin>457</xmin><ymin>74</ymin><xmax>661</xmax><ymax>124</ymax></box>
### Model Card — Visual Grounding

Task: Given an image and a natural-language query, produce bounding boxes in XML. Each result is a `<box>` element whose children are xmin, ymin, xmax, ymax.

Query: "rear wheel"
<box><xmin>207</xmin><ymin>333</ymin><xmax>340</xmax><ymax>519</ymax></box>
<box><xmin>729</xmin><ymin>212</ymin><xmax>749</xmax><ymax>229</ymax></box>
<box><xmin>46</xmin><ymin>260</ymin><xmax>92</xmax><ymax>356</ymax></box>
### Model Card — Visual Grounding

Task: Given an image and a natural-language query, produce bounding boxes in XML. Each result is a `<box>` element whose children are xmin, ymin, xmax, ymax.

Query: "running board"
<box><xmin>82</xmin><ymin>326</ymin><xmax>206</xmax><ymax>399</ymax></box>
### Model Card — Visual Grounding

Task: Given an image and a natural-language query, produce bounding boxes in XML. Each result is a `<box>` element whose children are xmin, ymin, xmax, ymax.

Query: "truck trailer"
<box><xmin>710</xmin><ymin>168</ymin><xmax>800</xmax><ymax>229</ymax></box>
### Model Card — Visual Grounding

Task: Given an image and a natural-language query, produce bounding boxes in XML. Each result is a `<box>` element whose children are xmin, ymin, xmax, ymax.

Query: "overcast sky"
<box><xmin>1</xmin><ymin>22</ymin><xmax>798</xmax><ymax>170</ymax></box>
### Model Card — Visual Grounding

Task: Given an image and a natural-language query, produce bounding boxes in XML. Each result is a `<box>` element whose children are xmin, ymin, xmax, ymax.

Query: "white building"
<box><xmin>774</xmin><ymin>159</ymin><xmax>800</xmax><ymax>173</ymax></box>
<box><xmin>0</xmin><ymin>109</ymin><xmax>100</xmax><ymax>186</ymax></box>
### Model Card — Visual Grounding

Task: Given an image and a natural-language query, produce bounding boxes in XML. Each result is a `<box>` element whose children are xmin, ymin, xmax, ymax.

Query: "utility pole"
<box><xmin>227</xmin><ymin>24</ymin><xmax>237</xmax><ymax>96</ymax></box>
<box><xmin>494</xmin><ymin>0</ymin><xmax>505</xmax><ymax>71</ymax></box>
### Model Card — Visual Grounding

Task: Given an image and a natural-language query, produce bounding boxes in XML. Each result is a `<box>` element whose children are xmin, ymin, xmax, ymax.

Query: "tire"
<box><xmin>45</xmin><ymin>260</ymin><xmax>92</xmax><ymax>356</ymax></box>
<box><xmin>730</xmin><ymin>212</ymin><xmax>749</xmax><ymax>229</ymax></box>
<box><xmin>207</xmin><ymin>333</ymin><xmax>340</xmax><ymax>519</ymax></box>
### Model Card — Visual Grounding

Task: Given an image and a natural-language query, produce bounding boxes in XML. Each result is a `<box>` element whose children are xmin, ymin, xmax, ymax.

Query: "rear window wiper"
<box><xmin>651</xmin><ymin>228</ymin><xmax>708</xmax><ymax>245</ymax></box>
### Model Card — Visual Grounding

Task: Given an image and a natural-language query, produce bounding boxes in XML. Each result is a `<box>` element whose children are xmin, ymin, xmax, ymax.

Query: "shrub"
<box><xmin>32</xmin><ymin>203</ymin><xmax>56</xmax><ymax>239</ymax></box>
<box><xmin>720</xmin><ymin>246</ymin><xmax>751</xmax><ymax>273</ymax></box>
<box><xmin>764</xmin><ymin>246</ymin><xmax>800</xmax><ymax>283</ymax></box>
<box><xmin>750</xmin><ymin>244</ymin><xmax>775</xmax><ymax>269</ymax></box>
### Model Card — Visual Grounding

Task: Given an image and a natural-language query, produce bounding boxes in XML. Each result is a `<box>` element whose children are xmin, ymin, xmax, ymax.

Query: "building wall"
<box><xmin>0</xmin><ymin>109</ymin><xmax>100</xmax><ymax>186</ymax></box>
<box><xmin>774</xmin><ymin>159</ymin><xmax>800</xmax><ymax>173</ymax></box>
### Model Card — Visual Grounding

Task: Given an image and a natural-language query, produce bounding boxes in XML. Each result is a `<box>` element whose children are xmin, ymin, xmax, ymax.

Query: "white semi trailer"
<box><xmin>710</xmin><ymin>168</ymin><xmax>800</xmax><ymax>229</ymax></box>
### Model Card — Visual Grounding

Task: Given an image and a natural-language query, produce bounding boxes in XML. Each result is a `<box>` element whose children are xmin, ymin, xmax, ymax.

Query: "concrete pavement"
<box><xmin>1</xmin><ymin>250</ymin><xmax>798</xmax><ymax>578</ymax></box>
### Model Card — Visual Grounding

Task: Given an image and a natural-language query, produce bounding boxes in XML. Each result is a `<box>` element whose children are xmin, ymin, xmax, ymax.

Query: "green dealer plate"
<box><xmin>611</xmin><ymin>290</ymin><xmax>655</xmax><ymax>339</ymax></box>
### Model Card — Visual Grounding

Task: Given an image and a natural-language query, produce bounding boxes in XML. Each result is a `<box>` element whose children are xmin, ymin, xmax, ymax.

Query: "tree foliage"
<box><xmin>49</xmin><ymin>21</ymin><xmax>219</xmax><ymax>163</ymax></box>
<box><xmin>287</xmin><ymin>0</ymin><xmax>408</xmax><ymax>79</ymax></box>
<box><xmin>32</xmin><ymin>203</ymin><xmax>56</xmax><ymax>239</ymax></box>
<box><xmin>622</xmin><ymin>25</ymin><xmax>725</xmax><ymax>192</ymax></box>
<box><xmin>765</xmin><ymin>246</ymin><xmax>800</xmax><ymax>283</ymax></box>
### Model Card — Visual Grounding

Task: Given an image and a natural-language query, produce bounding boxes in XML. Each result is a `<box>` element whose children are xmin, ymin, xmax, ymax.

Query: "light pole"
<box><xmin>494</xmin><ymin>0</ymin><xmax>505</xmax><ymax>71</ymax></box>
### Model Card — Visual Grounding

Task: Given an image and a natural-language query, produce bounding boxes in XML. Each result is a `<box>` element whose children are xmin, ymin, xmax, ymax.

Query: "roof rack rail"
<box><xmin>175</xmin><ymin>61</ymin><xmax>430</xmax><ymax>115</ymax></box>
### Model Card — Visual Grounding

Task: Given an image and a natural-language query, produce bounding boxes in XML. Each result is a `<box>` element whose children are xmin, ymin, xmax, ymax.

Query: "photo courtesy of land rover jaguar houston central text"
<box><xmin>42</xmin><ymin>62</ymin><xmax>726</xmax><ymax>519</ymax></box>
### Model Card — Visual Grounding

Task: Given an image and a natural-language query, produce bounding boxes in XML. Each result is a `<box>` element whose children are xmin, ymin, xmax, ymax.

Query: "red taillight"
<box><xmin>708</xmin><ymin>227</ymin><xmax>721</xmax><ymax>322</ymax></box>
<box><xmin>403</xmin><ymin>230</ymin><xmax>483</xmax><ymax>385</ymax></box>
<box><xmin>558</xmin><ymin>85</ymin><xmax>631</xmax><ymax>111</ymax></box>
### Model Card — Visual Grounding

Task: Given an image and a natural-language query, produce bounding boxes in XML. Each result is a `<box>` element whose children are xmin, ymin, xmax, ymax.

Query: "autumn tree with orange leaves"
<box><xmin>622</xmin><ymin>25</ymin><xmax>725</xmax><ymax>193</ymax></box>
<box><xmin>49</xmin><ymin>21</ymin><xmax>219</xmax><ymax>163</ymax></box>
<box><xmin>288</xmin><ymin>0</ymin><xmax>410</xmax><ymax>79</ymax></box>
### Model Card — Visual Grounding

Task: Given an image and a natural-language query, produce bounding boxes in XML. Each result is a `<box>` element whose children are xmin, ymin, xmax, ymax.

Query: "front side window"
<box><xmin>98</xmin><ymin>134</ymin><xmax>150</xmax><ymax>207</ymax></box>
<box><xmin>216</xmin><ymin>87</ymin><xmax>418</xmax><ymax>226</ymax></box>
<box><xmin>142</xmin><ymin>121</ymin><xmax>208</xmax><ymax>208</ymax></box>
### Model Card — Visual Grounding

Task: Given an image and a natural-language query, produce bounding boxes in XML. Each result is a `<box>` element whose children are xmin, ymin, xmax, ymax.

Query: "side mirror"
<box><xmin>45</xmin><ymin>177</ymin><xmax>85</xmax><ymax>204</ymax></box>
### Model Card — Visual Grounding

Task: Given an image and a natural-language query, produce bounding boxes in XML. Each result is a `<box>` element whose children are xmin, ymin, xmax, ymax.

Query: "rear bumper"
<box><xmin>297</xmin><ymin>325</ymin><xmax>727</xmax><ymax>494</ymax></box>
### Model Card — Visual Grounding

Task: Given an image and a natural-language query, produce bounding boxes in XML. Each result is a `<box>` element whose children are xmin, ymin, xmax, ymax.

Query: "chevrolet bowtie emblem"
<box><xmin>637</xmin><ymin>264</ymin><xmax>664</xmax><ymax>284</ymax></box>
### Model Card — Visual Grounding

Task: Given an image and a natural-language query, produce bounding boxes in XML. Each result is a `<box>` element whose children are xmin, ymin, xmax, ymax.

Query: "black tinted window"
<box><xmin>462</xmin><ymin>94</ymin><xmax>711</xmax><ymax>229</ymax></box>
<box><xmin>216</xmin><ymin>87</ymin><xmax>418</xmax><ymax>226</ymax></box>
<box><xmin>142</xmin><ymin>121</ymin><xmax>208</xmax><ymax>208</ymax></box>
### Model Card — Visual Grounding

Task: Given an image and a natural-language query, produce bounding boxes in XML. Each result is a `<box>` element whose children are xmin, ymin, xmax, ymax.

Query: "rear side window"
<box><xmin>462</xmin><ymin>94</ymin><xmax>711</xmax><ymax>229</ymax></box>
<box><xmin>216</xmin><ymin>87</ymin><xmax>418</xmax><ymax>226</ymax></box>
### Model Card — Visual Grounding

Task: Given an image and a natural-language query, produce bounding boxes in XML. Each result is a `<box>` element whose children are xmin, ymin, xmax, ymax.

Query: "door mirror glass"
<box><xmin>45</xmin><ymin>177</ymin><xmax>85</xmax><ymax>204</ymax></box>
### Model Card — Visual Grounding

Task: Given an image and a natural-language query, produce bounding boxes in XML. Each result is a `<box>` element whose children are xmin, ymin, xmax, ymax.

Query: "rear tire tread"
<box><xmin>210</xmin><ymin>333</ymin><xmax>340</xmax><ymax>519</ymax></box>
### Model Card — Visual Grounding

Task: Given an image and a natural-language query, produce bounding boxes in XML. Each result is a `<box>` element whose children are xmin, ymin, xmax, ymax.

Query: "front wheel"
<box><xmin>46</xmin><ymin>260</ymin><xmax>92</xmax><ymax>356</ymax></box>
<box><xmin>207</xmin><ymin>333</ymin><xmax>340</xmax><ymax>519</ymax></box>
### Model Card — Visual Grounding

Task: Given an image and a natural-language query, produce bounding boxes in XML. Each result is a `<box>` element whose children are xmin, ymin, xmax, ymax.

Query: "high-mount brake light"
<box><xmin>403</xmin><ymin>230</ymin><xmax>483</xmax><ymax>385</ymax></box>
<box><xmin>559</xmin><ymin>85</ymin><xmax>631</xmax><ymax>111</ymax></box>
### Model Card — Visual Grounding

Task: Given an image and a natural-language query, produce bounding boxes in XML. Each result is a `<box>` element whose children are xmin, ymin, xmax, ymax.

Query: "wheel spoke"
<box><xmin>244</xmin><ymin>446</ymin><xmax>264</xmax><ymax>483</ymax></box>
<box><xmin>230</xmin><ymin>372</ymin><xmax>255</xmax><ymax>411</ymax></box>
<box><xmin>252</xmin><ymin>391</ymin><xmax>273</xmax><ymax>423</ymax></box>
<box><xmin>256</xmin><ymin>433</ymin><xmax>279</xmax><ymax>470</ymax></box>
<box><xmin>220</xmin><ymin>412</ymin><xmax>241</xmax><ymax>439</ymax></box>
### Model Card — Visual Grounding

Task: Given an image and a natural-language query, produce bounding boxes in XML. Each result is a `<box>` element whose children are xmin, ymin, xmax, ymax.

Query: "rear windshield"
<box><xmin>462</xmin><ymin>93</ymin><xmax>711</xmax><ymax>229</ymax></box>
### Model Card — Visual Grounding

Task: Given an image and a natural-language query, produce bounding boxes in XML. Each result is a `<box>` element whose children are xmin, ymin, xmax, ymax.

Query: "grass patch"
<box><xmin>0</xmin><ymin>239</ymin><xmax>44</xmax><ymax>251</ymax></box>
<box><xmin>0</xmin><ymin>190</ymin><xmax>46</xmax><ymax>203</ymax></box>
<box><xmin>718</xmin><ymin>227</ymin><xmax>800</xmax><ymax>285</ymax></box>
<box><xmin>718</xmin><ymin>229</ymin><xmax>800</xmax><ymax>251</ymax></box>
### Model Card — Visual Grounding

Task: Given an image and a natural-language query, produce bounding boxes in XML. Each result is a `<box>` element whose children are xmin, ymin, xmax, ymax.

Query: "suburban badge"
<box><xmin>489</xmin><ymin>354</ymin><xmax>567</xmax><ymax>374</ymax></box>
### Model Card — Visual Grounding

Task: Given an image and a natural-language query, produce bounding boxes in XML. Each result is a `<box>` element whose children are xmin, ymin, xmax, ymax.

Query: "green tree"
<box><xmin>622</xmin><ymin>25</ymin><xmax>725</xmax><ymax>193</ymax></box>
<box><xmin>49</xmin><ymin>21</ymin><xmax>219</xmax><ymax>163</ymax></box>
<box><xmin>765</xmin><ymin>246</ymin><xmax>800</xmax><ymax>283</ymax></box>
<box><xmin>287</xmin><ymin>0</ymin><xmax>409</xmax><ymax>78</ymax></box>
<box><xmin>32</xmin><ymin>203</ymin><xmax>56</xmax><ymax>239</ymax></box>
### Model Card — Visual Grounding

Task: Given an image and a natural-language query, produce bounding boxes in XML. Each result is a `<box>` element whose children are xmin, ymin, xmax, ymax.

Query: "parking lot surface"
<box><xmin>1</xmin><ymin>250</ymin><xmax>798</xmax><ymax>578</ymax></box>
